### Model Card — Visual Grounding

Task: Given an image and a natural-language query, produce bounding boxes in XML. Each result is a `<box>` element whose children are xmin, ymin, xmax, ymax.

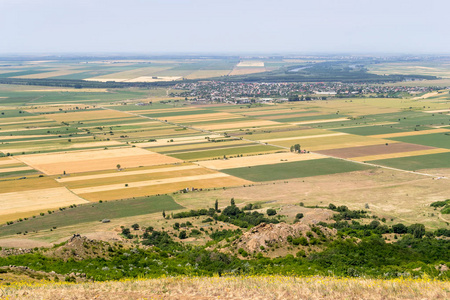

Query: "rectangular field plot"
<box><xmin>331</xmin><ymin>125</ymin><xmax>408</xmax><ymax>136</ymax></box>
<box><xmin>387</xmin><ymin>132</ymin><xmax>450</xmax><ymax>149</ymax></box>
<box><xmin>221</xmin><ymin>158</ymin><xmax>373</xmax><ymax>182</ymax></box>
<box><xmin>168</xmin><ymin>144</ymin><xmax>282</xmax><ymax>161</ymax></box>
<box><xmin>196</xmin><ymin>152</ymin><xmax>324</xmax><ymax>170</ymax></box>
<box><xmin>0</xmin><ymin>195</ymin><xmax>182</xmax><ymax>237</ymax></box>
<box><xmin>44</xmin><ymin>109</ymin><xmax>136</xmax><ymax>123</ymax></box>
<box><xmin>76</xmin><ymin>174</ymin><xmax>250</xmax><ymax>201</ymax></box>
<box><xmin>368</xmin><ymin>128</ymin><xmax>450</xmax><ymax>139</ymax></box>
<box><xmin>266</xmin><ymin>133</ymin><xmax>392</xmax><ymax>151</ymax></box>
<box><xmin>316</xmin><ymin>143</ymin><xmax>436</xmax><ymax>159</ymax></box>
<box><xmin>17</xmin><ymin>147</ymin><xmax>182</xmax><ymax>175</ymax></box>
<box><xmin>0</xmin><ymin>187</ymin><xmax>88</xmax><ymax>223</ymax></box>
<box><xmin>369</xmin><ymin>152</ymin><xmax>450</xmax><ymax>171</ymax></box>
<box><xmin>196</xmin><ymin>120</ymin><xmax>280</xmax><ymax>131</ymax></box>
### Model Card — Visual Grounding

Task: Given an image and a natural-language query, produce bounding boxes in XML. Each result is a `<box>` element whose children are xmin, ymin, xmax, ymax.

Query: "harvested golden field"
<box><xmin>17</xmin><ymin>148</ymin><xmax>182</xmax><ymax>175</ymax></box>
<box><xmin>184</xmin><ymin>69</ymin><xmax>231</xmax><ymax>79</ymax></box>
<box><xmin>261</xmin><ymin>132</ymin><xmax>348</xmax><ymax>143</ymax></box>
<box><xmin>56</xmin><ymin>164</ymin><xmax>203</xmax><ymax>183</ymax></box>
<box><xmin>135</xmin><ymin>135</ymin><xmax>222</xmax><ymax>147</ymax></box>
<box><xmin>0</xmin><ymin>157</ymin><xmax>20</xmax><ymax>166</ymax></box>
<box><xmin>0</xmin><ymin>187</ymin><xmax>88</xmax><ymax>222</ymax></box>
<box><xmin>71</xmin><ymin>172</ymin><xmax>233</xmax><ymax>194</ymax></box>
<box><xmin>229</xmin><ymin>67</ymin><xmax>267</xmax><ymax>75</ymax></box>
<box><xmin>78</xmin><ymin>174</ymin><xmax>250</xmax><ymax>201</ymax></box>
<box><xmin>44</xmin><ymin>109</ymin><xmax>132</xmax><ymax>122</ymax></box>
<box><xmin>0</xmin><ymin>166</ymin><xmax>33</xmax><ymax>173</ymax></box>
<box><xmin>0</xmin><ymin>177</ymin><xmax>60</xmax><ymax>193</ymax></box>
<box><xmin>196</xmin><ymin>152</ymin><xmax>324</xmax><ymax>170</ymax></box>
<box><xmin>237</xmin><ymin>61</ymin><xmax>265</xmax><ymax>67</ymax></box>
<box><xmin>162</xmin><ymin>112</ymin><xmax>239</xmax><ymax>122</ymax></box>
<box><xmin>3</xmin><ymin>276</ymin><xmax>449</xmax><ymax>300</ymax></box>
<box><xmin>197</xmin><ymin>120</ymin><xmax>280</xmax><ymax>131</ymax></box>
<box><xmin>290</xmin><ymin>117</ymin><xmax>351</xmax><ymax>125</ymax></box>
<box><xmin>270</xmin><ymin>134</ymin><xmax>395</xmax><ymax>151</ymax></box>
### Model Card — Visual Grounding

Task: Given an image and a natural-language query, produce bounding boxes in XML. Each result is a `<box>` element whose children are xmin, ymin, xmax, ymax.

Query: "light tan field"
<box><xmin>290</xmin><ymin>117</ymin><xmax>350</xmax><ymax>125</ymax></box>
<box><xmin>0</xmin><ymin>166</ymin><xmax>33</xmax><ymax>173</ymax></box>
<box><xmin>185</xmin><ymin>70</ymin><xmax>231</xmax><ymax>79</ymax></box>
<box><xmin>196</xmin><ymin>152</ymin><xmax>324</xmax><ymax>170</ymax></box>
<box><xmin>369</xmin><ymin>128</ymin><xmax>450</xmax><ymax>139</ymax></box>
<box><xmin>0</xmin><ymin>157</ymin><xmax>20</xmax><ymax>166</ymax></box>
<box><xmin>14</xmin><ymin>69</ymin><xmax>85</xmax><ymax>79</ymax></box>
<box><xmin>71</xmin><ymin>172</ymin><xmax>232</xmax><ymax>194</ymax></box>
<box><xmin>162</xmin><ymin>112</ymin><xmax>238</xmax><ymax>122</ymax></box>
<box><xmin>135</xmin><ymin>134</ymin><xmax>222</xmax><ymax>147</ymax></box>
<box><xmin>351</xmin><ymin>148</ymin><xmax>450</xmax><ymax>162</ymax></box>
<box><xmin>79</xmin><ymin>175</ymin><xmax>251</xmax><ymax>201</ymax></box>
<box><xmin>0</xmin><ymin>187</ymin><xmax>88</xmax><ymax>219</ymax></box>
<box><xmin>198</xmin><ymin>120</ymin><xmax>280</xmax><ymax>131</ymax></box>
<box><xmin>56</xmin><ymin>165</ymin><xmax>202</xmax><ymax>183</ymax></box>
<box><xmin>229</xmin><ymin>67</ymin><xmax>267</xmax><ymax>75</ymax></box>
<box><xmin>424</xmin><ymin>109</ymin><xmax>450</xmax><ymax>113</ymax></box>
<box><xmin>270</xmin><ymin>134</ymin><xmax>396</xmax><ymax>151</ymax></box>
<box><xmin>44</xmin><ymin>110</ymin><xmax>132</xmax><ymax>122</ymax></box>
<box><xmin>126</xmin><ymin>76</ymin><xmax>181</xmax><ymax>82</ymax></box>
<box><xmin>240</xmin><ymin>109</ymin><xmax>306</xmax><ymax>116</ymax></box>
<box><xmin>16</xmin><ymin>148</ymin><xmax>182</xmax><ymax>175</ymax></box>
<box><xmin>261</xmin><ymin>132</ymin><xmax>348</xmax><ymax>143</ymax></box>
<box><xmin>0</xmin><ymin>177</ymin><xmax>61</xmax><ymax>193</ymax></box>
<box><xmin>413</xmin><ymin>91</ymin><xmax>440</xmax><ymax>99</ymax></box>
<box><xmin>237</xmin><ymin>61</ymin><xmax>265</xmax><ymax>67</ymax></box>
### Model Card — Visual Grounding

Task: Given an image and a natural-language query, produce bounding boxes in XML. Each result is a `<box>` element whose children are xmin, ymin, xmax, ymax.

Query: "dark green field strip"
<box><xmin>0</xmin><ymin>195</ymin><xmax>183</xmax><ymax>236</ymax></box>
<box><xmin>169</xmin><ymin>145</ymin><xmax>282</xmax><ymax>160</ymax></box>
<box><xmin>369</xmin><ymin>152</ymin><xmax>450</xmax><ymax>170</ymax></box>
<box><xmin>0</xmin><ymin>70</ymin><xmax>52</xmax><ymax>78</ymax></box>
<box><xmin>158</xmin><ymin>142</ymin><xmax>257</xmax><ymax>155</ymax></box>
<box><xmin>1</xmin><ymin>144</ymin><xmax>127</xmax><ymax>156</ymax></box>
<box><xmin>330</xmin><ymin>125</ymin><xmax>407</xmax><ymax>136</ymax></box>
<box><xmin>76</xmin><ymin>118</ymin><xmax>149</xmax><ymax>127</ymax></box>
<box><xmin>0</xmin><ymin>109</ymin><xmax>34</xmax><ymax>118</ymax></box>
<box><xmin>221</xmin><ymin>158</ymin><xmax>373</xmax><ymax>182</ymax></box>
<box><xmin>0</xmin><ymin>169</ymin><xmax>38</xmax><ymax>178</ymax></box>
<box><xmin>275</xmin><ymin>114</ymin><xmax>346</xmax><ymax>123</ymax></box>
<box><xmin>387</xmin><ymin>132</ymin><xmax>450</xmax><ymax>149</ymax></box>
<box><xmin>142</xmin><ymin>110</ymin><xmax>216</xmax><ymax>118</ymax></box>
<box><xmin>0</xmin><ymin>127</ymin><xmax>80</xmax><ymax>136</ymax></box>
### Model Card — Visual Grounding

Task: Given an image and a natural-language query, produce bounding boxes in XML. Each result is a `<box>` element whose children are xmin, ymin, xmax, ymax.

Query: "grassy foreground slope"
<box><xmin>3</xmin><ymin>276</ymin><xmax>449</xmax><ymax>300</ymax></box>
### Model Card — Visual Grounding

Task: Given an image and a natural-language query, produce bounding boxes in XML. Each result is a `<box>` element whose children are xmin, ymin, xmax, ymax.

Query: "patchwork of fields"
<box><xmin>0</xmin><ymin>83</ymin><xmax>449</xmax><ymax>236</ymax></box>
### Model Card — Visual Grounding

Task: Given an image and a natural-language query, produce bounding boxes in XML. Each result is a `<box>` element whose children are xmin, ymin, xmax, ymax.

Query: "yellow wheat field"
<box><xmin>2</xmin><ymin>276</ymin><xmax>449</xmax><ymax>300</ymax></box>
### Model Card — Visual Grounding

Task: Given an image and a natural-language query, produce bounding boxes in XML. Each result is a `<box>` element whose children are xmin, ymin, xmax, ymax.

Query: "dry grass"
<box><xmin>2</xmin><ymin>276</ymin><xmax>449</xmax><ymax>300</ymax></box>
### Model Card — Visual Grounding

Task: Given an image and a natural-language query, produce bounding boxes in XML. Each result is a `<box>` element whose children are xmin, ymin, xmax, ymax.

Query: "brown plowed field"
<box><xmin>316</xmin><ymin>143</ymin><xmax>435</xmax><ymax>159</ymax></box>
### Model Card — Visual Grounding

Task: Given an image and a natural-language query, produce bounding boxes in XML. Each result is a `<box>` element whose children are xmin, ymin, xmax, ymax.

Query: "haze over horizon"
<box><xmin>1</xmin><ymin>0</ymin><xmax>450</xmax><ymax>55</ymax></box>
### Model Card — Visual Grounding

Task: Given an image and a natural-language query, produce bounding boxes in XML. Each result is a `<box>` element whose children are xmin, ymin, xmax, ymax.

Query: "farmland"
<box><xmin>0</xmin><ymin>57</ymin><xmax>449</xmax><ymax>293</ymax></box>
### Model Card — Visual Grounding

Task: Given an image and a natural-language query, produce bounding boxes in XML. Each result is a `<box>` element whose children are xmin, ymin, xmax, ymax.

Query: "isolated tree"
<box><xmin>215</xmin><ymin>199</ymin><xmax>219</xmax><ymax>212</ymax></box>
<box><xmin>267</xmin><ymin>208</ymin><xmax>277</xmax><ymax>216</ymax></box>
<box><xmin>131</xmin><ymin>223</ymin><xmax>139</xmax><ymax>230</ymax></box>
<box><xmin>162</xmin><ymin>210</ymin><xmax>166</xmax><ymax>219</ymax></box>
<box><xmin>230</xmin><ymin>198</ymin><xmax>235</xmax><ymax>206</ymax></box>
<box><xmin>116</xmin><ymin>164</ymin><xmax>121</xmax><ymax>170</ymax></box>
<box><xmin>178</xmin><ymin>231</ymin><xmax>187</xmax><ymax>239</ymax></box>
<box><xmin>294</xmin><ymin>144</ymin><xmax>301</xmax><ymax>152</ymax></box>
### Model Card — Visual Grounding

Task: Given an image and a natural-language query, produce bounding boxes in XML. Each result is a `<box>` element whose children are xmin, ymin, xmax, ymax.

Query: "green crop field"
<box><xmin>369</xmin><ymin>152</ymin><xmax>450</xmax><ymax>170</ymax></box>
<box><xmin>387</xmin><ymin>132</ymin><xmax>450</xmax><ymax>149</ymax></box>
<box><xmin>331</xmin><ymin>125</ymin><xmax>407</xmax><ymax>136</ymax></box>
<box><xmin>0</xmin><ymin>195</ymin><xmax>182</xmax><ymax>237</ymax></box>
<box><xmin>169</xmin><ymin>144</ymin><xmax>282</xmax><ymax>160</ymax></box>
<box><xmin>221</xmin><ymin>158</ymin><xmax>373</xmax><ymax>181</ymax></box>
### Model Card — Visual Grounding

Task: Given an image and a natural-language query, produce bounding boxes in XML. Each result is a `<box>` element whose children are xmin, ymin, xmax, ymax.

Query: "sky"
<box><xmin>1</xmin><ymin>0</ymin><xmax>449</xmax><ymax>55</ymax></box>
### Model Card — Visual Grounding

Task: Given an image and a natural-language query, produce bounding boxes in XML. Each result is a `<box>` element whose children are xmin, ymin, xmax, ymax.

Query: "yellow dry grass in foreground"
<box><xmin>2</xmin><ymin>276</ymin><xmax>449</xmax><ymax>300</ymax></box>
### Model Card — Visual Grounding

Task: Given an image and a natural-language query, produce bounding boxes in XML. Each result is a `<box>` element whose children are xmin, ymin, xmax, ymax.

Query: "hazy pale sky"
<box><xmin>1</xmin><ymin>0</ymin><xmax>449</xmax><ymax>54</ymax></box>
